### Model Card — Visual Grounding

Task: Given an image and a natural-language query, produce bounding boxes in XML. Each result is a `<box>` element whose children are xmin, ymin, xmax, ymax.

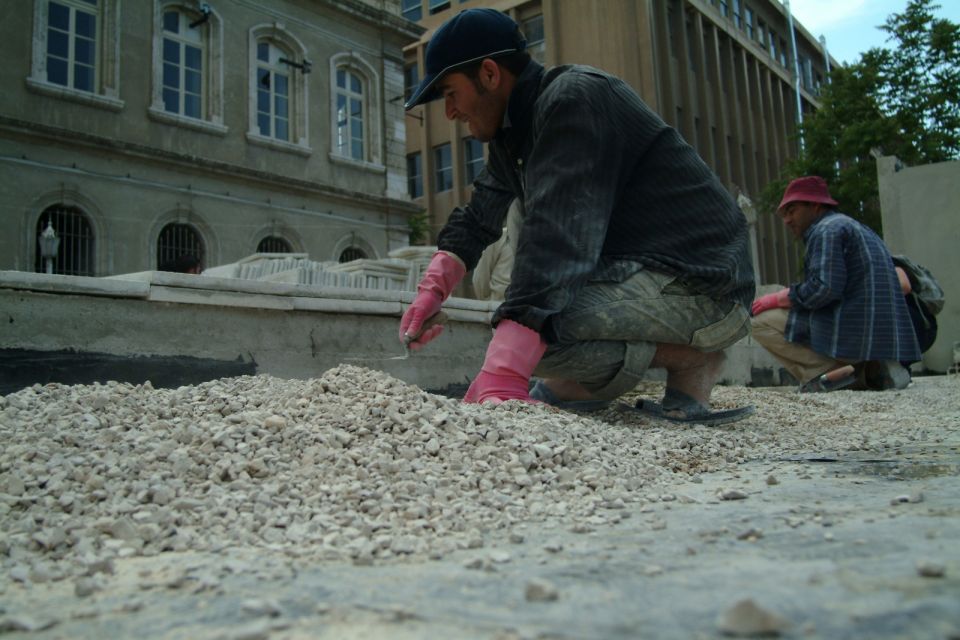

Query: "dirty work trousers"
<box><xmin>532</xmin><ymin>269</ymin><xmax>750</xmax><ymax>400</ymax></box>
<box><xmin>750</xmin><ymin>308</ymin><xmax>851</xmax><ymax>385</ymax></box>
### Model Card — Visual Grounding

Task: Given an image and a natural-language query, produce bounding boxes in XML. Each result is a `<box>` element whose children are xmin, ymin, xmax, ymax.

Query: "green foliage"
<box><xmin>878</xmin><ymin>1</ymin><xmax>960</xmax><ymax>162</ymax></box>
<box><xmin>407</xmin><ymin>209</ymin><xmax>430</xmax><ymax>245</ymax></box>
<box><xmin>760</xmin><ymin>0</ymin><xmax>960</xmax><ymax>234</ymax></box>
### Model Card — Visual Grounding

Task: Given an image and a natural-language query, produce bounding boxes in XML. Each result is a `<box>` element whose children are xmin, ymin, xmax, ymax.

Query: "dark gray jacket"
<box><xmin>438</xmin><ymin>61</ymin><xmax>755</xmax><ymax>342</ymax></box>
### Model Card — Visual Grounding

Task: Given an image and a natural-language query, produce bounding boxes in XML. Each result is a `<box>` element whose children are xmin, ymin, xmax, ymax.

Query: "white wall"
<box><xmin>878</xmin><ymin>156</ymin><xmax>960</xmax><ymax>373</ymax></box>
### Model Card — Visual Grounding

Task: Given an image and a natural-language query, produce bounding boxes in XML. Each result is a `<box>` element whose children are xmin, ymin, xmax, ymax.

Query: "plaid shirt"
<box><xmin>786</xmin><ymin>211</ymin><xmax>920</xmax><ymax>362</ymax></box>
<box><xmin>437</xmin><ymin>62</ymin><xmax>755</xmax><ymax>341</ymax></box>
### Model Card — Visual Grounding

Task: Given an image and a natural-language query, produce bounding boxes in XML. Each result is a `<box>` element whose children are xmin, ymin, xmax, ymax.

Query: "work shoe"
<box><xmin>864</xmin><ymin>360</ymin><xmax>911</xmax><ymax>391</ymax></box>
<box><xmin>799</xmin><ymin>371</ymin><xmax>856</xmax><ymax>393</ymax></box>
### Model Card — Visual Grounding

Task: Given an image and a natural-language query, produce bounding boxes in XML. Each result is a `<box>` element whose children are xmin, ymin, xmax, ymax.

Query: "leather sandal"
<box><xmin>631</xmin><ymin>399</ymin><xmax>755</xmax><ymax>426</ymax></box>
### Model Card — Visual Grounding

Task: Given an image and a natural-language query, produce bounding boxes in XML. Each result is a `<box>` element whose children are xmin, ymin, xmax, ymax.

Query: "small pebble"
<box><xmin>916</xmin><ymin>561</ymin><xmax>946</xmax><ymax>578</ymax></box>
<box><xmin>74</xmin><ymin>577</ymin><xmax>100</xmax><ymax>598</ymax></box>
<box><xmin>717</xmin><ymin>598</ymin><xmax>790</xmax><ymax>637</ymax></box>
<box><xmin>720</xmin><ymin>489</ymin><xmax>749</xmax><ymax>501</ymax></box>
<box><xmin>525</xmin><ymin>578</ymin><xmax>559</xmax><ymax>602</ymax></box>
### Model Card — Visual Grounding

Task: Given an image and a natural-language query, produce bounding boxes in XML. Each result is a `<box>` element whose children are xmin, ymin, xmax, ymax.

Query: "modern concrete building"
<box><xmin>401</xmin><ymin>0</ymin><xmax>836</xmax><ymax>285</ymax></box>
<box><xmin>0</xmin><ymin>0</ymin><xmax>424</xmax><ymax>276</ymax></box>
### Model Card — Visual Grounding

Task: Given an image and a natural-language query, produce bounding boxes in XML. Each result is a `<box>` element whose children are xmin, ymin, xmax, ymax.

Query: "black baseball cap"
<box><xmin>404</xmin><ymin>8</ymin><xmax>526</xmax><ymax>110</ymax></box>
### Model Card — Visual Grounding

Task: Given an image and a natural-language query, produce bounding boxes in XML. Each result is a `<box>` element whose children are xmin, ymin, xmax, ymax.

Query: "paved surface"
<box><xmin>2</xmin><ymin>437</ymin><xmax>958</xmax><ymax>639</ymax></box>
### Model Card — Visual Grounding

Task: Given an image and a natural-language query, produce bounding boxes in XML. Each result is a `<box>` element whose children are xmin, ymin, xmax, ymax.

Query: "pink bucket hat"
<box><xmin>777</xmin><ymin>176</ymin><xmax>839</xmax><ymax>213</ymax></box>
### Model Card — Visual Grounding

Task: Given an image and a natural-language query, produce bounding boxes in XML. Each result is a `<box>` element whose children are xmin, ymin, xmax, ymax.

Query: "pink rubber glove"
<box><xmin>895</xmin><ymin>266</ymin><xmax>912</xmax><ymax>295</ymax></box>
<box><xmin>750</xmin><ymin>288</ymin><xmax>791</xmax><ymax>316</ymax></box>
<box><xmin>399</xmin><ymin>251</ymin><xmax>465</xmax><ymax>350</ymax></box>
<box><xmin>463</xmin><ymin>320</ymin><xmax>547</xmax><ymax>405</ymax></box>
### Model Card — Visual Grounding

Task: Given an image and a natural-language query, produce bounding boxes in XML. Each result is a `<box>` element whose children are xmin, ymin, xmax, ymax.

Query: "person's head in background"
<box><xmin>159</xmin><ymin>254</ymin><xmax>201</xmax><ymax>274</ymax></box>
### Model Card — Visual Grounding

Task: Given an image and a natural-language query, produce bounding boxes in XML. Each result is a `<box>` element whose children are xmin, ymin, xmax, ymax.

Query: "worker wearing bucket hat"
<box><xmin>400</xmin><ymin>9</ymin><xmax>757</xmax><ymax>424</ymax></box>
<box><xmin>750</xmin><ymin>176</ymin><xmax>920</xmax><ymax>391</ymax></box>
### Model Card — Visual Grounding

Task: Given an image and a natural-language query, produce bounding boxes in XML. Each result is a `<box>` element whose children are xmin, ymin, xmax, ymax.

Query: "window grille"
<box><xmin>434</xmin><ymin>143</ymin><xmax>452</xmax><ymax>192</ymax></box>
<box><xmin>47</xmin><ymin>0</ymin><xmax>98</xmax><ymax>92</ymax></box>
<box><xmin>157</xmin><ymin>223</ymin><xmax>204</xmax><ymax>269</ymax></box>
<box><xmin>335</xmin><ymin>69</ymin><xmax>365</xmax><ymax>160</ymax></box>
<box><xmin>34</xmin><ymin>205</ymin><xmax>95</xmax><ymax>276</ymax></box>
<box><xmin>339</xmin><ymin>247</ymin><xmax>367</xmax><ymax>263</ymax></box>
<box><xmin>257</xmin><ymin>236</ymin><xmax>292</xmax><ymax>253</ymax></box>
<box><xmin>407</xmin><ymin>152</ymin><xmax>423</xmax><ymax>198</ymax></box>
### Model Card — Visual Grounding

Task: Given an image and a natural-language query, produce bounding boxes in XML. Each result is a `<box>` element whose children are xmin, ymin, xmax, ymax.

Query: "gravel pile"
<box><xmin>1</xmin><ymin>366</ymin><xmax>957</xmax><ymax>586</ymax></box>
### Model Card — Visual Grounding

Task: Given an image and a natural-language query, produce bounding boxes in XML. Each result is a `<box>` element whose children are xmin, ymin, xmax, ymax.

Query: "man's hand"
<box><xmin>750</xmin><ymin>288</ymin><xmax>791</xmax><ymax>316</ymax></box>
<box><xmin>399</xmin><ymin>252</ymin><xmax>465</xmax><ymax>350</ymax></box>
<box><xmin>463</xmin><ymin>320</ymin><xmax>547</xmax><ymax>405</ymax></box>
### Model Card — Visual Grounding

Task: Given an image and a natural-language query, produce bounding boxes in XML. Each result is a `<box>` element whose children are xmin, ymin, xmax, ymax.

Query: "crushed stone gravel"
<box><xmin>1</xmin><ymin>366</ymin><xmax>957</xmax><ymax>586</ymax></box>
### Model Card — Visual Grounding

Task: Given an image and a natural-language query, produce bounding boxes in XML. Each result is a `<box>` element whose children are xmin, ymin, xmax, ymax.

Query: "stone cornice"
<box><xmin>317</xmin><ymin>0</ymin><xmax>425</xmax><ymax>41</ymax></box>
<box><xmin>0</xmin><ymin>116</ymin><xmax>421</xmax><ymax>216</ymax></box>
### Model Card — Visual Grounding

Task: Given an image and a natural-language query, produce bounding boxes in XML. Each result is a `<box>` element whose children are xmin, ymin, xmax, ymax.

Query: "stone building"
<box><xmin>401</xmin><ymin>0</ymin><xmax>836</xmax><ymax>285</ymax></box>
<box><xmin>0</xmin><ymin>0</ymin><xmax>424</xmax><ymax>276</ymax></box>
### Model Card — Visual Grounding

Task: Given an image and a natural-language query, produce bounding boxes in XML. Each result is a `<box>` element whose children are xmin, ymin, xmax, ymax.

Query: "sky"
<box><xmin>788</xmin><ymin>0</ymin><xmax>960</xmax><ymax>65</ymax></box>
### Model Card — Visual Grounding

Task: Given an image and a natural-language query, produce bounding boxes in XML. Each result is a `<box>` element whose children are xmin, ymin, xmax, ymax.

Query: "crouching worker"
<box><xmin>398</xmin><ymin>9</ymin><xmax>756</xmax><ymax>425</ymax></box>
<box><xmin>750</xmin><ymin>176</ymin><xmax>920</xmax><ymax>392</ymax></box>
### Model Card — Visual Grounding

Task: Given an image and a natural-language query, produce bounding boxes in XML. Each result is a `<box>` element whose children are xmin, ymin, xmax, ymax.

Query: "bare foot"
<box><xmin>650</xmin><ymin>344</ymin><xmax>725</xmax><ymax>407</ymax></box>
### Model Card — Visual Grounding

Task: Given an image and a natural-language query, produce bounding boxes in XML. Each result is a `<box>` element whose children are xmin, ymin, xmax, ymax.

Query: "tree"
<box><xmin>407</xmin><ymin>209</ymin><xmax>430</xmax><ymax>245</ymax></box>
<box><xmin>878</xmin><ymin>0</ymin><xmax>960</xmax><ymax>163</ymax></box>
<box><xmin>760</xmin><ymin>0</ymin><xmax>960</xmax><ymax>234</ymax></box>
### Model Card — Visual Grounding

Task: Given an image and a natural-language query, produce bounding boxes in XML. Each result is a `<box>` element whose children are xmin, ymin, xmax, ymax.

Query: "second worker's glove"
<box><xmin>750</xmin><ymin>288</ymin><xmax>791</xmax><ymax>316</ymax></box>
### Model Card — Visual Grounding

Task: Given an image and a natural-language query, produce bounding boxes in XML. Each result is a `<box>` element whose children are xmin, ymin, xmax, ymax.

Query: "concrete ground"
<box><xmin>1</xmin><ymin>378</ymin><xmax>958</xmax><ymax>640</ymax></box>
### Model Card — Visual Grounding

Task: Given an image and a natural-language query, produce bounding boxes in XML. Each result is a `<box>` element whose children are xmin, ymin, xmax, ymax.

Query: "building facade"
<box><xmin>401</xmin><ymin>0</ymin><xmax>836</xmax><ymax>285</ymax></box>
<box><xmin>0</xmin><ymin>0</ymin><xmax>424</xmax><ymax>276</ymax></box>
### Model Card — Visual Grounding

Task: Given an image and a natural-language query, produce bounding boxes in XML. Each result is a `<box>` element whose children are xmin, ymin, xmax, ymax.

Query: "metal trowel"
<box><xmin>395</xmin><ymin>310</ymin><xmax>448</xmax><ymax>359</ymax></box>
<box><xmin>346</xmin><ymin>311</ymin><xmax>448</xmax><ymax>362</ymax></box>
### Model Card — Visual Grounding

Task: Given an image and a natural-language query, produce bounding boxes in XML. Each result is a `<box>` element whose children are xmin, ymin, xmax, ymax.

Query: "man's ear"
<box><xmin>478</xmin><ymin>58</ymin><xmax>502</xmax><ymax>91</ymax></box>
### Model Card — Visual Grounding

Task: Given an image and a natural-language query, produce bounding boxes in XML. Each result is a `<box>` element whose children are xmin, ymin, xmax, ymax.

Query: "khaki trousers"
<box><xmin>750</xmin><ymin>308</ymin><xmax>850</xmax><ymax>384</ymax></box>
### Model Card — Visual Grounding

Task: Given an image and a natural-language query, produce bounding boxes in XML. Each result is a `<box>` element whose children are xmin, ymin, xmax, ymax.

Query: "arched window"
<box><xmin>257</xmin><ymin>236</ymin><xmax>292</xmax><ymax>253</ymax></box>
<box><xmin>160</xmin><ymin>9</ymin><xmax>204</xmax><ymax>118</ymax></box>
<box><xmin>34</xmin><ymin>205</ymin><xmax>95</xmax><ymax>276</ymax></box>
<box><xmin>28</xmin><ymin>0</ymin><xmax>123</xmax><ymax>111</ymax></box>
<box><xmin>335</xmin><ymin>68</ymin><xmax>365</xmax><ymax>161</ymax></box>
<box><xmin>157</xmin><ymin>223</ymin><xmax>204</xmax><ymax>269</ymax></box>
<box><xmin>247</xmin><ymin>24</ymin><xmax>310</xmax><ymax>153</ymax></box>
<box><xmin>47</xmin><ymin>0</ymin><xmax>98</xmax><ymax>92</ymax></box>
<box><xmin>329</xmin><ymin>53</ymin><xmax>382</xmax><ymax>167</ymax></box>
<box><xmin>339</xmin><ymin>247</ymin><xmax>367</xmax><ymax>263</ymax></box>
<box><xmin>255</xmin><ymin>41</ymin><xmax>291</xmax><ymax>141</ymax></box>
<box><xmin>149</xmin><ymin>2</ymin><xmax>225</xmax><ymax>134</ymax></box>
